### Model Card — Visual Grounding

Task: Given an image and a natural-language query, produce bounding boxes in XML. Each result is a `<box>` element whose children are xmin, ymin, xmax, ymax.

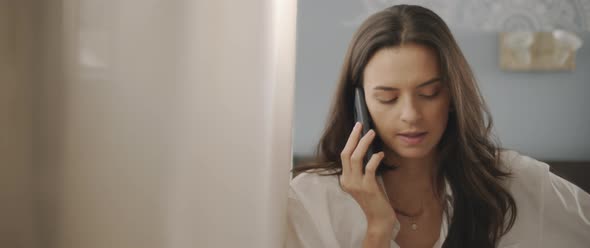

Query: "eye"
<box><xmin>419</xmin><ymin>89</ymin><xmax>440</xmax><ymax>98</ymax></box>
<box><xmin>420</xmin><ymin>90</ymin><xmax>440</xmax><ymax>98</ymax></box>
<box><xmin>375</xmin><ymin>92</ymin><xmax>399</xmax><ymax>104</ymax></box>
<box><xmin>378</xmin><ymin>98</ymin><xmax>398</xmax><ymax>104</ymax></box>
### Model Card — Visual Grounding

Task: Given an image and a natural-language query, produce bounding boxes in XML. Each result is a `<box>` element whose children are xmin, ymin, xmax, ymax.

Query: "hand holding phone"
<box><xmin>353</xmin><ymin>87</ymin><xmax>377</xmax><ymax>168</ymax></box>
<box><xmin>340</xmin><ymin>93</ymin><xmax>396</xmax><ymax>235</ymax></box>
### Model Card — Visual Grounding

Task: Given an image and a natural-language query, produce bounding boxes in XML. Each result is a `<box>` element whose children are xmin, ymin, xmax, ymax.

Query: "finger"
<box><xmin>340</xmin><ymin>122</ymin><xmax>362</xmax><ymax>176</ymax></box>
<box><xmin>363</xmin><ymin>152</ymin><xmax>385</xmax><ymax>192</ymax></box>
<box><xmin>350</xmin><ymin>129</ymin><xmax>376</xmax><ymax>177</ymax></box>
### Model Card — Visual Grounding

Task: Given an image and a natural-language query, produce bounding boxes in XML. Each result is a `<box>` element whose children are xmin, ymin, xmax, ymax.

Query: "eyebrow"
<box><xmin>372</xmin><ymin>77</ymin><xmax>441</xmax><ymax>91</ymax></box>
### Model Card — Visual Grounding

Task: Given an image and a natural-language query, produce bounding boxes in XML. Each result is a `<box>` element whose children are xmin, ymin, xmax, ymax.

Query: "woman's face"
<box><xmin>362</xmin><ymin>43</ymin><xmax>451</xmax><ymax>161</ymax></box>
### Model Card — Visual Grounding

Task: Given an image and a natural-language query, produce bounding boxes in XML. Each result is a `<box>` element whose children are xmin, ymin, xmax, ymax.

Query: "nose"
<box><xmin>399</xmin><ymin>96</ymin><xmax>422</xmax><ymax>124</ymax></box>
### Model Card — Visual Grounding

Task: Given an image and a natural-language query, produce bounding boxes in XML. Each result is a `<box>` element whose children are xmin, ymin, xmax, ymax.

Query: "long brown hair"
<box><xmin>293</xmin><ymin>4</ymin><xmax>517</xmax><ymax>247</ymax></box>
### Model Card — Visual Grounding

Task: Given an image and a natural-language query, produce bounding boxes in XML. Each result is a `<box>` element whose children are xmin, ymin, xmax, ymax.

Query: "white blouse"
<box><xmin>285</xmin><ymin>150</ymin><xmax>590</xmax><ymax>248</ymax></box>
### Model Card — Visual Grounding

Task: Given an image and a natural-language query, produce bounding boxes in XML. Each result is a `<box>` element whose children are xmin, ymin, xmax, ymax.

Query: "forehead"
<box><xmin>363</xmin><ymin>43</ymin><xmax>440</xmax><ymax>88</ymax></box>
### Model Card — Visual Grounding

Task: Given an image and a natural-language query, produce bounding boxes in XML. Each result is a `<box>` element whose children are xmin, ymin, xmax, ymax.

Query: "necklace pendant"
<box><xmin>411</xmin><ymin>223</ymin><xmax>418</xmax><ymax>230</ymax></box>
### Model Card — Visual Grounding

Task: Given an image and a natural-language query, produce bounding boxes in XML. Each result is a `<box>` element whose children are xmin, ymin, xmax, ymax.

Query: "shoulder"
<box><xmin>497</xmin><ymin>149</ymin><xmax>553</xmax><ymax>207</ymax></box>
<box><xmin>498</xmin><ymin>149</ymin><xmax>550</xmax><ymax>185</ymax></box>
<box><xmin>289</xmin><ymin>169</ymin><xmax>345</xmax><ymax>200</ymax></box>
<box><xmin>287</xmin><ymin>170</ymin><xmax>367</xmax><ymax>247</ymax></box>
<box><xmin>497</xmin><ymin>150</ymin><xmax>590</xmax><ymax>246</ymax></box>
<box><xmin>497</xmin><ymin>150</ymin><xmax>551</xmax><ymax>218</ymax></box>
<box><xmin>497</xmin><ymin>149</ymin><xmax>587</xmax><ymax>203</ymax></box>
<box><xmin>288</xmin><ymin>169</ymin><xmax>362</xmax><ymax>219</ymax></box>
<box><xmin>494</xmin><ymin>150</ymin><xmax>549</xmax><ymax>245</ymax></box>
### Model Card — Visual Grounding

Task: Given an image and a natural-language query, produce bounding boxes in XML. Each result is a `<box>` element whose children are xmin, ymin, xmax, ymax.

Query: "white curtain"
<box><xmin>0</xmin><ymin>0</ymin><xmax>296</xmax><ymax>247</ymax></box>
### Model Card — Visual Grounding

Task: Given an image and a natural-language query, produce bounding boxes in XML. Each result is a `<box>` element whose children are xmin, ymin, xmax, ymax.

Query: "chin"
<box><xmin>396</xmin><ymin>149</ymin><xmax>430</xmax><ymax>159</ymax></box>
<box><xmin>389</xmin><ymin>145</ymin><xmax>436</xmax><ymax>160</ymax></box>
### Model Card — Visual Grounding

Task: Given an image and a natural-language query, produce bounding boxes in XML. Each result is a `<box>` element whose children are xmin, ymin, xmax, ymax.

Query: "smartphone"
<box><xmin>353</xmin><ymin>87</ymin><xmax>378</xmax><ymax>168</ymax></box>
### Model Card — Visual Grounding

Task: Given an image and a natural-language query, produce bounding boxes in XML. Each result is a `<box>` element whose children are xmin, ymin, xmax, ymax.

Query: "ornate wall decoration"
<box><xmin>345</xmin><ymin>0</ymin><xmax>590</xmax><ymax>31</ymax></box>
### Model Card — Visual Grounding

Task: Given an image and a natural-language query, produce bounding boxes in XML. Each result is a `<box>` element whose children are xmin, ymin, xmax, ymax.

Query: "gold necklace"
<box><xmin>393</xmin><ymin>200</ymin><xmax>425</xmax><ymax>231</ymax></box>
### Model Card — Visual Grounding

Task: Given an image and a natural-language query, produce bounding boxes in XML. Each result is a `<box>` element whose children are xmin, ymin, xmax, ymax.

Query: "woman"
<box><xmin>286</xmin><ymin>4</ymin><xmax>590</xmax><ymax>248</ymax></box>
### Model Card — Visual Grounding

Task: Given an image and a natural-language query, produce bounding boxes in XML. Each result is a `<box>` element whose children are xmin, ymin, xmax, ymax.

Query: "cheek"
<box><xmin>425</xmin><ymin>99</ymin><xmax>451</xmax><ymax>128</ymax></box>
<box><xmin>367</xmin><ymin>103</ymin><xmax>394</xmax><ymax>132</ymax></box>
<box><xmin>369</xmin><ymin>111</ymin><xmax>386</xmax><ymax>129</ymax></box>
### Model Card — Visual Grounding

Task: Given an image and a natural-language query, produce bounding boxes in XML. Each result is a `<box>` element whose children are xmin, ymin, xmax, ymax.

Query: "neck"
<box><xmin>380</xmin><ymin>151</ymin><xmax>441</xmax><ymax>211</ymax></box>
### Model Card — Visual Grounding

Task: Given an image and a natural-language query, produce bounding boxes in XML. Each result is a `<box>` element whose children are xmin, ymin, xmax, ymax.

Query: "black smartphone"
<box><xmin>353</xmin><ymin>87</ymin><xmax>378</xmax><ymax>168</ymax></box>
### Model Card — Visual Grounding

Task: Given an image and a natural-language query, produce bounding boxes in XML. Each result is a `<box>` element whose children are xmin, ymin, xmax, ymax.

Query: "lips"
<box><xmin>397</xmin><ymin>131</ymin><xmax>427</xmax><ymax>145</ymax></box>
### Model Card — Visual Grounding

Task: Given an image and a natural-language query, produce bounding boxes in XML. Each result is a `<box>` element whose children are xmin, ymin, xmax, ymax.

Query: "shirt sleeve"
<box><xmin>540</xmin><ymin>171</ymin><xmax>590</xmax><ymax>247</ymax></box>
<box><xmin>284</xmin><ymin>186</ymin><xmax>326</xmax><ymax>248</ymax></box>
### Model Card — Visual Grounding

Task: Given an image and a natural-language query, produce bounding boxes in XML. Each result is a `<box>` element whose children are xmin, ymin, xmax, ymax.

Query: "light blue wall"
<box><xmin>293</xmin><ymin>0</ymin><xmax>590</xmax><ymax>160</ymax></box>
